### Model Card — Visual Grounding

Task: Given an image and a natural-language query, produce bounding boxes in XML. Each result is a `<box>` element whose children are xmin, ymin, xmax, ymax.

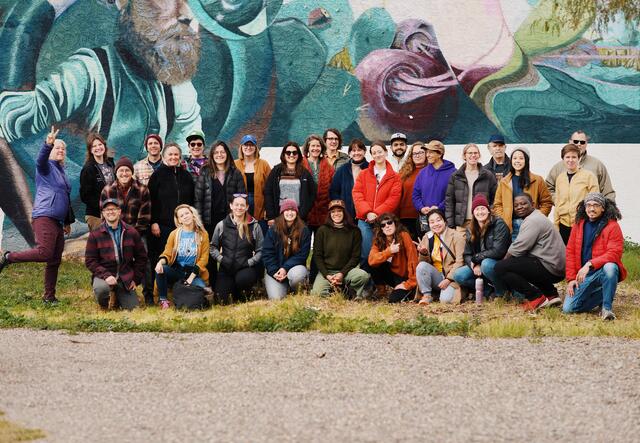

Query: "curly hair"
<box><xmin>372</xmin><ymin>212</ymin><xmax>408</xmax><ymax>251</ymax></box>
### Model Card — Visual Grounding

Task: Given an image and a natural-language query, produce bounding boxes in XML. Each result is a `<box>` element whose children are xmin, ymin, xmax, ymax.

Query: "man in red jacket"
<box><xmin>85</xmin><ymin>198</ymin><xmax>147</xmax><ymax>310</ymax></box>
<box><xmin>563</xmin><ymin>193</ymin><xmax>626</xmax><ymax>320</ymax></box>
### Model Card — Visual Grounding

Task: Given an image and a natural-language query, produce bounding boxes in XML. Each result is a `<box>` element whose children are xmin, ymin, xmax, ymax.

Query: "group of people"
<box><xmin>0</xmin><ymin>127</ymin><xmax>626</xmax><ymax>320</ymax></box>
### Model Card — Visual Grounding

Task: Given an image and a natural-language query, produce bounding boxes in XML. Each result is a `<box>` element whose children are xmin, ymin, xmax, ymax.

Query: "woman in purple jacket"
<box><xmin>0</xmin><ymin>127</ymin><xmax>75</xmax><ymax>303</ymax></box>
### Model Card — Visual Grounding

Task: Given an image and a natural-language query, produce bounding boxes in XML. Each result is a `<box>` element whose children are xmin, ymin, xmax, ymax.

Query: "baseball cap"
<box><xmin>186</xmin><ymin>130</ymin><xmax>205</xmax><ymax>143</ymax></box>
<box><xmin>390</xmin><ymin>132</ymin><xmax>407</xmax><ymax>142</ymax></box>
<box><xmin>488</xmin><ymin>134</ymin><xmax>505</xmax><ymax>144</ymax></box>
<box><xmin>101</xmin><ymin>198</ymin><xmax>120</xmax><ymax>210</ymax></box>
<box><xmin>240</xmin><ymin>134</ymin><xmax>257</xmax><ymax>145</ymax></box>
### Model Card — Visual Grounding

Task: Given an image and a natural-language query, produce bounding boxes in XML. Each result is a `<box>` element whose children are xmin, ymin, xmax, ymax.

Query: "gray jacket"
<box><xmin>508</xmin><ymin>209</ymin><xmax>566</xmax><ymax>276</ymax></box>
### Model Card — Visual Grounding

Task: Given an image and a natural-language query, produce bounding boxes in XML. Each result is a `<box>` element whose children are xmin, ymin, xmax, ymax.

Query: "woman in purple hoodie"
<box><xmin>412</xmin><ymin>140</ymin><xmax>456</xmax><ymax>231</ymax></box>
<box><xmin>0</xmin><ymin>127</ymin><xmax>75</xmax><ymax>304</ymax></box>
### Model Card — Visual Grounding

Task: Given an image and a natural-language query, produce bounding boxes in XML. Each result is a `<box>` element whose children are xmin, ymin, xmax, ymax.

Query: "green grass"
<box><xmin>0</xmin><ymin>251</ymin><xmax>639</xmax><ymax>338</ymax></box>
<box><xmin>0</xmin><ymin>411</ymin><xmax>45</xmax><ymax>442</ymax></box>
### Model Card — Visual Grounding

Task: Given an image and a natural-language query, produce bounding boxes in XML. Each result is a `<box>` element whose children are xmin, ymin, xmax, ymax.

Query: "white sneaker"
<box><xmin>601</xmin><ymin>309</ymin><xmax>616</xmax><ymax>321</ymax></box>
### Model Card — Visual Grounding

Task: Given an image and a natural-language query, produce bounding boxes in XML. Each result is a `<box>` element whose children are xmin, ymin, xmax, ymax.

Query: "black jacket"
<box><xmin>80</xmin><ymin>157</ymin><xmax>115</xmax><ymax>217</ymax></box>
<box><xmin>263</xmin><ymin>163</ymin><xmax>316</xmax><ymax>221</ymax></box>
<box><xmin>148</xmin><ymin>163</ymin><xmax>194</xmax><ymax>227</ymax></box>
<box><xmin>210</xmin><ymin>215</ymin><xmax>263</xmax><ymax>273</ymax></box>
<box><xmin>445</xmin><ymin>163</ymin><xmax>497</xmax><ymax>228</ymax></box>
<box><xmin>194</xmin><ymin>165</ymin><xmax>246</xmax><ymax>228</ymax></box>
<box><xmin>463</xmin><ymin>216</ymin><xmax>511</xmax><ymax>268</ymax></box>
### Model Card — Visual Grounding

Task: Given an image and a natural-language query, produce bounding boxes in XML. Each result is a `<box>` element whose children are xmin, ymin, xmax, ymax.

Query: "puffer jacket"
<box><xmin>463</xmin><ymin>216</ymin><xmax>511</xmax><ymax>268</ymax></box>
<box><xmin>445</xmin><ymin>163</ymin><xmax>497</xmax><ymax>228</ymax></box>
<box><xmin>263</xmin><ymin>163</ymin><xmax>316</xmax><ymax>221</ymax></box>
<box><xmin>194</xmin><ymin>165</ymin><xmax>246</xmax><ymax>228</ymax></box>
<box><xmin>352</xmin><ymin>160</ymin><xmax>401</xmax><ymax>219</ymax></box>
<box><xmin>210</xmin><ymin>214</ymin><xmax>264</xmax><ymax>273</ymax></box>
<box><xmin>32</xmin><ymin>142</ymin><xmax>74</xmax><ymax>223</ymax></box>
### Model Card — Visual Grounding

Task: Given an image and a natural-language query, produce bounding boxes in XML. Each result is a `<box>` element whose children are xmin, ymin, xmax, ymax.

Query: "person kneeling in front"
<box><xmin>85</xmin><ymin>198</ymin><xmax>147</xmax><ymax>310</ymax></box>
<box><xmin>563</xmin><ymin>193</ymin><xmax>626</xmax><ymax>320</ymax></box>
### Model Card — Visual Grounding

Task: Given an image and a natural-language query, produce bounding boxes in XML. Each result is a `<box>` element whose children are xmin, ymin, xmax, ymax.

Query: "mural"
<box><xmin>0</xmin><ymin>0</ymin><xmax>639</xmax><ymax>247</ymax></box>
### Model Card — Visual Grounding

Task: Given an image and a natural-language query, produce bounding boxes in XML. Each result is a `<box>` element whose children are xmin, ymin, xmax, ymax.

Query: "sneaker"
<box><xmin>0</xmin><ymin>251</ymin><xmax>10</xmax><ymax>275</ymax></box>
<box><xmin>159</xmin><ymin>300</ymin><xmax>171</xmax><ymax>310</ymax></box>
<box><xmin>522</xmin><ymin>295</ymin><xmax>549</xmax><ymax>311</ymax></box>
<box><xmin>545</xmin><ymin>295</ymin><xmax>562</xmax><ymax>307</ymax></box>
<box><xmin>203</xmin><ymin>287</ymin><xmax>214</xmax><ymax>304</ymax></box>
<box><xmin>418</xmin><ymin>294</ymin><xmax>433</xmax><ymax>305</ymax></box>
<box><xmin>42</xmin><ymin>297</ymin><xmax>59</xmax><ymax>305</ymax></box>
<box><xmin>601</xmin><ymin>309</ymin><xmax>616</xmax><ymax>321</ymax></box>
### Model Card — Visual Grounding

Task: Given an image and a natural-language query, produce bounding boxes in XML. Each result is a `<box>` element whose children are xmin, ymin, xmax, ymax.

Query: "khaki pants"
<box><xmin>312</xmin><ymin>267</ymin><xmax>370</xmax><ymax>297</ymax></box>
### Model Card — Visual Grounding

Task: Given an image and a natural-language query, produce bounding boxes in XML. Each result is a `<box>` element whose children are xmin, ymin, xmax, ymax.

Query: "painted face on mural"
<box><xmin>570</xmin><ymin>132</ymin><xmax>588</xmax><ymax>155</ymax></box>
<box><xmin>117</xmin><ymin>0</ymin><xmax>201</xmax><ymax>85</ymax></box>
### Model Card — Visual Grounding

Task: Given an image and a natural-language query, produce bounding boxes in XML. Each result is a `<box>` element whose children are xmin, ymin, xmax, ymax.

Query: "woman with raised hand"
<box><xmin>397</xmin><ymin>141</ymin><xmax>428</xmax><ymax>239</ymax></box>
<box><xmin>445</xmin><ymin>143</ymin><xmax>497</xmax><ymax>230</ymax></box>
<box><xmin>415</xmin><ymin>209</ymin><xmax>465</xmax><ymax>304</ymax></box>
<box><xmin>210</xmin><ymin>194</ymin><xmax>264</xmax><ymax>304</ymax></box>
<box><xmin>312</xmin><ymin>200</ymin><xmax>371</xmax><ymax>298</ymax></box>
<box><xmin>155</xmin><ymin>205</ymin><xmax>210</xmax><ymax>310</ymax></box>
<box><xmin>0</xmin><ymin>127</ymin><xmax>75</xmax><ymax>304</ymax></box>
<box><xmin>493</xmin><ymin>147</ymin><xmax>553</xmax><ymax>241</ymax></box>
<box><xmin>263</xmin><ymin>142</ymin><xmax>316</xmax><ymax>223</ymax></box>
<box><xmin>303</xmin><ymin>134</ymin><xmax>335</xmax><ymax>232</ymax></box>
<box><xmin>262</xmin><ymin>199</ymin><xmax>311</xmax><ymax>300</ymax></box>
<box><xmin>352</xmin><ymin>140</ymin><xmax>402</xmax><ymax>267</ymax></box>
<box><xmin>80</xmin><ymin>132</ymin><xmax>115</xmax><ymax>231</ymax></box>
<box><xmin>368</xmin><ymin>213</ymin><xmax>418</xmax><ymax>303</ymax></box>
<box><xmin>323</xmin><ymin>128</ymin><xmax>349</xmax><ymax>170</ymax></box>
<box><xmin>553</xmin><ymin>143</ymin><xmax>599</xmax><ymax>244</ymax></box>
<box><xmin>453</xmin><ymin>194</ymin><xmax>510</xmax><ymax>298</ymax></box>
<box><xmin>194</xmin><ymin>140</ymin><xmax>246</xmax><ymax>282</ymax></box>
<box><xmin>234</xmin><ymin>134</ymin><xmax>272</xmax><ymax>234</ymax></box>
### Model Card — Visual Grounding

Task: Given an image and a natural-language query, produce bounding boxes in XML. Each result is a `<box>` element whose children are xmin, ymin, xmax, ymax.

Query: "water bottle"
<box><xmin>475</xmin><ymin>278</ymin><xmax>484</xmax><ymax>304</ymax></box>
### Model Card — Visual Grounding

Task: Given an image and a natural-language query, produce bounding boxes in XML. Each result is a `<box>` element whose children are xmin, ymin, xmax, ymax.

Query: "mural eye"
<box><xmin>193</xmin><ymin>0</ymin><xmax>282</xmax><ymax>37</ymax></box>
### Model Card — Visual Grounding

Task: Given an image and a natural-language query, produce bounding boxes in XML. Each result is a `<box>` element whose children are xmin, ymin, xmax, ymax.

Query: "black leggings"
<box><xmin>370</xmin><ymin>262</ymin><xmax>413</xmax><ymax>303</ymax></box>
<box><xmin>494</xmin><ymin>256</ymin><xmax>563</xmax><ymax>301</ymax></box>
<box><xmin>559</xmin><ymin>224</ymin><xmax>571</xmax><ymax>245</ymax></box>
<box><xmin>214</xmin><ymin>266</ymin><xmax>260</xmax><ymax>304</ymax></box>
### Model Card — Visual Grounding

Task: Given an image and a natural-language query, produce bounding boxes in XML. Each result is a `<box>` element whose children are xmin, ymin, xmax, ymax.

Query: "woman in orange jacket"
<box><xmin>353</xmin><ymin>140</ymin><xmax>402</xmax><ymax>267</ymax></box>
<box><xmin>368</xmin><ymin>212</ymin><xmax>418</xmax><ymax>302</ymax></box>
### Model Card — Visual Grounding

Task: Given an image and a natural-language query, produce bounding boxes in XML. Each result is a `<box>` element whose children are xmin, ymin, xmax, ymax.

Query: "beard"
<box><xmin>117</xmin><ymin>4</ymin><xmax>201</xmax><ymax>85</ymax></box>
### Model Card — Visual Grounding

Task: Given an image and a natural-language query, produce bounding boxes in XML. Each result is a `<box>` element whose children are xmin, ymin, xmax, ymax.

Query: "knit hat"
<box><xmin>472</xmin><ymin>194</ymin><xmax>490</xmax><ymax>212</ymax></box>
<box><xmin>144</xmin><ymin>134</ymin><xmax>163</xmax><ymax>151</ymax></box>
<box><xmin>115</xmin><ymin>156</ymin><xmax>134</xmax><ymax>174</ymax></box>
<box><xmin>584</xmin><ymin>192</ymin><xmax>606</xmax><ymax>207</ymax></box>
<box><xmin>279</xmin><ymin>199</ymin><xmax>299</xmax><ymax>214</ymax></box>
<box><xmin>511</xmin><ymin>146</ymin><xmax>530</xmax><ymax>158</ymax></box>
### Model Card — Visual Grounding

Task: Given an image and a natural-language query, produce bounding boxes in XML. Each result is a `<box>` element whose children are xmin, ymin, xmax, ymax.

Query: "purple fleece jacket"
<box><xmin>412</xmin><ymin>159</ymin><xmax>456</xmax><ymax>212</ymax></box>
<box><xmin>32</xmin><ymin>143</ymin><xmax>72</xmax><ymax>222</ymax></box>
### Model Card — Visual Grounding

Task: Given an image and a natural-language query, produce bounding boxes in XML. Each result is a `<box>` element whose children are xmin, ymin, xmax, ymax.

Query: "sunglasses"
<box><xmin>189</xmin><ymin>142</ymin><xmax>203</xmax><ymax>147</ymax></box>
<box><xmin>284</xmin><ymin>150</ymin><xmax>299</xmax><ymax>156</ymax></box>
<box><xmin>572</xmin><ymin>139</ymin><xmax>587</xmax><ymax>145</ymax></box>
<box><xmin>233</xmin><ymin>193</ymin><xmax>248</xmax><ymax>199</ymax></box>
<box><xmin>380</xmin><ymin>220</ymin><xmax>394</xmax><ymax>227</ymax></box>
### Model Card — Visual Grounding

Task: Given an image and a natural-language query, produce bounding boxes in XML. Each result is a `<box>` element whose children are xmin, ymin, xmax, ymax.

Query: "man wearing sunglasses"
<box><xmin>183</xmin><ymin>130</ymin><xmax>208</xmax><ymax>181</ymax></box>
<box><xmin>545</xmin><ymin>130</ymin><xmax>615</xmax><ymax>201</ymax></box>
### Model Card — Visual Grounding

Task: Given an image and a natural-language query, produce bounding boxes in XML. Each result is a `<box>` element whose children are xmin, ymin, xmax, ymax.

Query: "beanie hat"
<box><xmin>511</xmin><ymin>146</ymin><xmax>530</xmax><ymax>158</ymax></box>
<box><xmin>279</xmin><ymin>199</ymin><xmax>299</xmax><ymax>214</ymax></box>
<box><xmin>115</xmin><ymin>157</ymin><xmax>134</xmax><ymax>174</ymax></box>
<box><xmin>472</xmin><ymin>194</ymin><xmax>490</xmax><ymax>212</ymax></box>
<box><xmin>584</xmin><ymin>192</ymin><xmax>606</xmax><ymax>208</ymax></box>
<box><xmin>144</xmin><ymin>134</ymin><xmax>163</xmax><ymax>151</ymax></box>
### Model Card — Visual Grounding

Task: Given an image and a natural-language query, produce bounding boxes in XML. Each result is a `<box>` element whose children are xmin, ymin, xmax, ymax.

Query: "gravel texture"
<box><xmin>1</xmin><ymin>330</ymin><xmax>639</xmax><ymax>442</ymax></box>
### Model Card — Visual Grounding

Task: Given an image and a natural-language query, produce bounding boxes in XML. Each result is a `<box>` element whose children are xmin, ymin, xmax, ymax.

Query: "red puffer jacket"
<box><xmin>352</xmin><ymin>160</ymin><xmax>402</xmax><ymax>220</ymax></box>
<box><xmin>566</xmin><ymin>218</ymin><xmax>627</xmax><ymax>282</ymax></box>
<box><xmin>304</xmin><ymin>158</ymin><xmax>335</xmax><ymax>227</ymax></box>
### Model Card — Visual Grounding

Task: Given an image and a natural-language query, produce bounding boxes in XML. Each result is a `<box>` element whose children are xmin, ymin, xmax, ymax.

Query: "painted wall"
<box><xmin>1</xmin><ymin>0</ymin><xmax>639</xmax><ymax>247</ymax></box>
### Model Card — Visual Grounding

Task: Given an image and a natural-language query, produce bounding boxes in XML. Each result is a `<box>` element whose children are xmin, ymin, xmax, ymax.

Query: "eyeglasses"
<box><xmin>572</xmin><ymin>139</ymin><xmax>587</xmax><ymax>145</ymax></box>
<box><xmin>102</xmin><ymin>207</ymin><xmax>120</xmax><ymax>213</ymax></box>
<box><xmin>380</xmin><ymin>220</ymin><xmax>394</xmax><ymax>227</ymax></box>
<box><xmin>233</xmin><ymin>193</ymin><xmax>248</xmax><ymax>198</ymax></box>
<box><xmin>412</xmin><ymin>151</ymin><xmax>426</xmax><ymax>157</ymax></box>
<box><xmin>189</xmin><ymin>142</ymin><xmax>203</xmax><ymax>147</ymax></box>
<box><xmin>466</xmin><ymin>152</ymin><xmax>480</xmax><ymax>157</ymax></box>
<box><xmin>284</xmin><ymin>150</ymin><xmax>298</xmax><ymax>156</ymax></box>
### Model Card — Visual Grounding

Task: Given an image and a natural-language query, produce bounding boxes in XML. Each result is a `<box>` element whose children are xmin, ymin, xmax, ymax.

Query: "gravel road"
<box><xmin>1</xmin><ymin>330</ymin><xmax>639</xmax><ymax>442</ymax></box>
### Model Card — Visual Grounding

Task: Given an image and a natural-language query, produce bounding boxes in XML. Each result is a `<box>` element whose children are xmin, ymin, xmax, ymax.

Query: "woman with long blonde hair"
<box><xmin>154</xmin><ymin>204</ymin><xmax>210</xmax><ymax>309</ymax></box>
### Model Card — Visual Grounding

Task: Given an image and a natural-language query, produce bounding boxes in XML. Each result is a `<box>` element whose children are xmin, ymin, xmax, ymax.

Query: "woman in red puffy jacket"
<box><xmin>352</xmin><ymin>140</ymin><xmax>401</xmax><ymax>268</ymax></box>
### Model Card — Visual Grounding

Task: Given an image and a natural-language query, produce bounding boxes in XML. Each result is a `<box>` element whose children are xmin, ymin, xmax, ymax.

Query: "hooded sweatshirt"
<box><xmin>412</xmin><ymin>159</ymin><xmax>456</xmax><ymax>212</ymax></box>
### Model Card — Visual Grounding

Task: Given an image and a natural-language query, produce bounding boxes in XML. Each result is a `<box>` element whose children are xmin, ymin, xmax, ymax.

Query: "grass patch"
<box><xmin>0</xmin><ymin>260</ymin><xmax>639</xmax><ymax>338</ymax></box>
<box><xmin>0</xmin><ymin>411</ymin><xmax>45</xmax><ymax>442</ymax></box>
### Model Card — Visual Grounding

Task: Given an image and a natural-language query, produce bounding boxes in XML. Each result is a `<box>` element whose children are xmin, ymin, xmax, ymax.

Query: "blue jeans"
<box><xmin>358</xmin><ymin>219</ymin><xmax>374</xmax><ymax>269</ymax></box>
<box><xmin>511</xmin><ymin>218</ymin><xmax>523</xmax><ymax>242</ymax></box>
<box><xmin>563</xmin><ymin>263</ymin><xmax>619</xmax><ymax>312</ymax></box>
<box><xmin>156</xmin><ymin>265</ymin><xmax>205</xmax><ymax>301</ymax></box>
<box><xmin>452</xmin><ymin>258</ymin><xmax>507</xmax><ymax>296</ymax></box>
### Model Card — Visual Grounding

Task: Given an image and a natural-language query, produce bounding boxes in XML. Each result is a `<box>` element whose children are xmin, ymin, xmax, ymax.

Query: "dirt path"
<box><xmin>1</xmin><ymin>330</ymin><xmax>639</xmax><ymax>442</ymax></box>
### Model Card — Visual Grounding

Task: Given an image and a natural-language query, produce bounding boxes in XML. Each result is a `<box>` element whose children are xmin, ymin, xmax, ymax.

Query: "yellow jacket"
<box><xmin>493</xmin><ymin>172</ymin><xmax>553</xmax><ymax>231</ymax></box>
<box><xmin>553</xmin><ymin>169</ymin><xmax>598</xmax><ymax>228</ymax></box>
<box><xmin>160</xmin><ymin>228</ymin><xmax>210</xmax><ymax>284</ymax></box>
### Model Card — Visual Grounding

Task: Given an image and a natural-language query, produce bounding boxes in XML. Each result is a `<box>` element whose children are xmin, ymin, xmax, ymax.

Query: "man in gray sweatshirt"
<box><xmin>494</xmin><ymin>193</ymin><xmax>566</xmax><ymax>311</ymax></box>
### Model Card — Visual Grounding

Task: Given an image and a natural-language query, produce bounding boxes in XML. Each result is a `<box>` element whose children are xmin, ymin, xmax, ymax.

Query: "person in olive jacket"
<box><xmin>445</xmin><ymin>143</ymin><xmax>497</xmax><ymax>229</ymax></box>
<box><xmin>453</xmin><ymin>194</ymin><xmax>510</xmax><ymax>297</ymax></box>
